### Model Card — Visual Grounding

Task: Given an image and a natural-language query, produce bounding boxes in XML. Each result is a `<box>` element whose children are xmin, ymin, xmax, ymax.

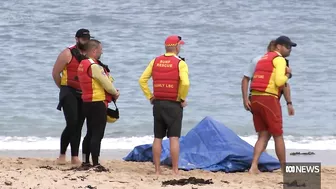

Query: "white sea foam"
<box><xmin>0</xmin><ymin>135</ymin><xmax>335</xmax><ymax>150</ymax></box>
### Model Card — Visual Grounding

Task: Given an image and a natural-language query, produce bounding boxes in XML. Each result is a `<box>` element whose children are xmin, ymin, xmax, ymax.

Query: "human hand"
<box><xmin>181</xmin><ymin>100</ymin><xmax>187</xmax><ymax>108</ymax></box>
<box><xmin>287</xmin><ymin>104</ymin><xmax>295</xmax><ymax>116</ymax></box>
<box><xmin>113</xmin><ymin>90</ymin><xmax>120</xmax><ymax>100</ymax></box>
<box><xmin>286</xmin><ymin>66</ymin><xmax>292</xmax><ymax>74</ymax></box>
<box><xmin>150</xmin><ymin>97</ymin><xmax>155</xmax><ymax>105</ymax></box>
<box><xmin>243</xmin><ymin>98</ymin><xmax>251</xmax><ymax>111</ymax></box>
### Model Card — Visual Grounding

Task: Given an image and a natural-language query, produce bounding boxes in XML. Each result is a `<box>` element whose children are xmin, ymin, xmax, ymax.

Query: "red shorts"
<box><xmin>250</xmin><ymin>95</ymin><xmax>283</xmax><ymax>136</ymax></box>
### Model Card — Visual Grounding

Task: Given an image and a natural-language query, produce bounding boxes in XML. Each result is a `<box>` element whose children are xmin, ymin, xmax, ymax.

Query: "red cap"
<box><xmin>165</xmin><ymin>35</ymin><xmax>185</xmax><ymax>46</ymax></box>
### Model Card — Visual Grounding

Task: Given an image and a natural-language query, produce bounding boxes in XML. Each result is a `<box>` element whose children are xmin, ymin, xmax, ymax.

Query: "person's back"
<box><xmin>152</xmin><ymin>55</ymin><xmax>181</xmax><ymax>101</ymax></box>
<box><xmin>138</xmin><ymin>35</ymin><xmax>190</xmax><ymax>175</ymax></box>
<box><xmin>250</xmin><ymin>51</ymin><xmax>286</xmax><ymax>96</ymax></box>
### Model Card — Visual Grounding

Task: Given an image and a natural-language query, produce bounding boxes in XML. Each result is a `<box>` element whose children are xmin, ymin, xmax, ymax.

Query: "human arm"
<box><xmin>241</xmin><ymin>57</ymin><xmax>258</xmax><ymax>110</ymax></box>
<box><xmin>52</xmin><ymin>48</ymin><xmax>72</xmax><ymax>88</ymax></box>
<box><xmin>283</xmin><ymin>83</ymin><xmax>292</xmax><ymax>104</ymax></box>
<box><xmin>273</xmin><ymin>57</ymin><xmax>291</xmax><ymax>87</ymax></box>
<box><xmin>138</xmin><ymin>59</ymin><xmax>154</xmax><ymax>100</ymax></box>
<box><xmin>90</xmin><ymin>64</ymin><xmax>118</xmax><ymax>95</ymax></box>
<box><xmin>283</xmin><ymin>83</ymin><xmax>294</xmax><ymax>116</ymax></box>
<box><xmin>178</xmin><ymin>60</ymin><xmax>190</xmax><ymax>102</ymax></box>
<box><xmin>241</xmin><ymin>76</ymin><xmax>251</xmax><ymax>111</ymax></box>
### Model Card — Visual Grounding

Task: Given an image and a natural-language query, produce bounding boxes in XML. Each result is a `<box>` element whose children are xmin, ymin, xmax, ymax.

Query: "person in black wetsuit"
<box><xmin>77</xmin><ymin>39</ymin><xmax>119</xmax><ymax>171</ymax></box>
<box><xmin>52</xmin><ymin>29</ymin><xmax>92</xmax><ymax>165</ymax></box>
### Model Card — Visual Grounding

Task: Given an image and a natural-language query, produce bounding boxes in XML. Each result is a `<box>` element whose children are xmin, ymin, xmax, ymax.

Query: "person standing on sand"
<box><xmin>248</xmin><ymin>36</ymin><xmax>296</xmax><ymax>174</ymax></box>
<box><xmin>138</xmin><ymin>35</ymin><xmax>190</xmax><ymax>175</ymax></box>
<box><xmin>52</xmin><ymin>29</ymin><xmax>92</xmax><ymax>165</ymax></box>
<box><xmin>241</xmin><ymin>40</ymin><xmax>295</xmax><ymax>115</ymax></box>
<box><xmin>77</xmin><ymin>39</ymin><xmax>119</xmax><ymax>170</ymax></box>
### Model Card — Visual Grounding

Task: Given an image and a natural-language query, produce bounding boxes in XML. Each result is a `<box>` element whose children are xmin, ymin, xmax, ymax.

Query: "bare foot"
<box><xmin>56</xmin><ymin>155</ymin><xmax>66</xmax><ymax>165</ymax></box>
<box><xmin>172</xmin><ymin>169</ymin><xmax>180</xmax><ymax>176</ymax></box>
<box><xmin>155</xmin><ymin>168</ymin><xmax>162</xmax><ymax>175</ymax></box>
<box><xmin>71</xmin><ymin>157</ymin><xmax>82</xmax><ymax>165</ymax></box>
<box><xmin>249</xmin><ymin>167</ymin><xmax>261</xmax><ymax>174</ymax></box>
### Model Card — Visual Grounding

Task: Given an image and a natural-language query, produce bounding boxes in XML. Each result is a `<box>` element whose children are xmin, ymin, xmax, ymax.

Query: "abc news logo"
<box><xmin>285</xmin><ymin>165</ymin><xmax>320</xmax><ymax>174</ymax></box>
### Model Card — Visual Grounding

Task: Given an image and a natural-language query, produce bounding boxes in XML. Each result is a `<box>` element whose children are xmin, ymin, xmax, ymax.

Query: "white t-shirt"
<box><xmin>243</xmin><ymin>55</ymin><xmax>262</xmax><ymax>79</ymax></box>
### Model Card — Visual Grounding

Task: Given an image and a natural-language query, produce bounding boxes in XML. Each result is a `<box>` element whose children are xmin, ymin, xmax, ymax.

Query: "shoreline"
<box><xmin>0</xmin><ymin>149</ymin><xmax>335</xmax><ymax>165</ymax></box>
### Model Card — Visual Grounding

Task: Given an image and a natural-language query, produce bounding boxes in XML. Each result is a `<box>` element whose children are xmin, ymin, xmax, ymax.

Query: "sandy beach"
<box><xmin>0</xmin><ymin>155</ymin><xmax>335</xmax><ymax>189</ymax></box>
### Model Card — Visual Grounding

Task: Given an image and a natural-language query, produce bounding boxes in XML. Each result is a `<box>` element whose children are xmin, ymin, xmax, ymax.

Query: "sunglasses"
<box><xmin>177</xmin><ymin>36</ymin><xmax>183</xmax><ymax>45</ymax></box>
<box><xmin>283</xmin><ymin>44</ymin><xmax>292</xmax><ymax>50</ymax></box>
<box><xmin>177</xmin><ymin>36</ymin><xmax>185</xmax><ymax>46</ymax></box>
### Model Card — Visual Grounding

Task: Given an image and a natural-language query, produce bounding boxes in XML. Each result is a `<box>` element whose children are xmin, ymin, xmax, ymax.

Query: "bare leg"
<box><xmin>273</xmin><ymin>135</ymin><xmax>286</xmax><ymax>172</ymax></box>
<box><xmin>169</xmin><ymin>137</ymin><xmax>180</xmax><ymax>175</ymax></box>
<box><xmin>249</xmin><ymin>131</ymin><xmax>271</xmax><ymax>174</ymax></box>
<box><xmin>152</xmin><ymin>138</ymin><xmax>162</xmax><ymax>175</ymax></box>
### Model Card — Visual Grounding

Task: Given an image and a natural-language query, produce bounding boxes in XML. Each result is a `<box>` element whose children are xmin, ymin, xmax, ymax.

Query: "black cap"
<box><xmin>75</xmin><ymin>28</ymin><xmax>92</xmax><ymax>39</ymax></box>
<box><xmin>275</xmin><ymin>36</ymin><xmax>297</xmax><ymax>47</ymax></box>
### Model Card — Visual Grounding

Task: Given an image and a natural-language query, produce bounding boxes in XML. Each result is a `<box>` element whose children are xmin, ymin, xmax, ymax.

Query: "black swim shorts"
<box><xmin>152</xmin><ymin>100</ymin><xmax>183</xmax><ymax>139</ymax></box>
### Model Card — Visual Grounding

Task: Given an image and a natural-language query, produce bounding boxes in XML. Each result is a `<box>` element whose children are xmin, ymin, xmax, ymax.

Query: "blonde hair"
<box><xmin>85</xmin><ymin>39</ymin><xmax>101</xmax><ymax>51</ymax></box>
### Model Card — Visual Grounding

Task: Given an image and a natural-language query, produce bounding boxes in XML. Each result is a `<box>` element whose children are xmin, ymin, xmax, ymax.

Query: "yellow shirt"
<box><xmin>138</xmin><ymin>53</ymin><xmax>190</xmax><ymax>101</ymax></box>
<box><xmin>90</xmin><ymin>63</ymin><xmax>118</xmax><ymax>96</ymax></box>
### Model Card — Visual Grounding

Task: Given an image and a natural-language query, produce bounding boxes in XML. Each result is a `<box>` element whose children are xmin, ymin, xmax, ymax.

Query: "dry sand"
<box><xmin>0</xmin><ymin>157</ymin><xmax>335</xmax><ymax>189</ymax></box>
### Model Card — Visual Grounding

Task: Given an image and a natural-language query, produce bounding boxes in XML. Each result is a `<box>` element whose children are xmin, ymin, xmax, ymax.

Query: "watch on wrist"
<box><xmin>287</xmin><ymin>73</ymin><xmax>292</xmax><ymax>79</ymax></box>
<box><xmin>287</xmin><ymin>101</ymin><xmax>292</xmax><ymax>105</ymax></box>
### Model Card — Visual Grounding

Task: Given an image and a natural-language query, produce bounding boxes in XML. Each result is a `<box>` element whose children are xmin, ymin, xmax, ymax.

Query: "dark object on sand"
<box><xmin>221</xmin><ymin>180</ymin><xmax>230</xmax><ymax>184</ymax></box>
<box><xmin>290</xmin><ymin>151</ymin><xmax>315</xmax><ymax>156</ymax></box>
<box><xmin>162</xmin><ymin>177</ymin><xmax>213</xmax><ymax>186</ymax></box>
<box><xmin>64</xmin><ymin>164</ymin><xmax>109</xmax><ymax>172</ymax></box>
<box><xmin>279</xmin><ymin>180</ymin><xmax>306</xmax><ymax>187</ymax></box>
<box><xmin>63</xmin><ymin>163</ymin><xmax>92</xmax><ymax>171</ymax></box>
<box><xmin>77</xmin><ymin>175</ymin><xmax>89</xmax><ymax>181</ymax></box>
<box><xmin>39</xmin><ymin>165</ymin><xmax>55</xmax><ymax>170</ymax></box>
<box><xmin>93</xmin><ymin>165</ymin><xmax>110</xmax><ymax>172</ymax></box>
<box><xmin>109</xmin><ymin>180</ymin><xmax>129</xmax><ymax>184</ymax></box>
<box><xmin>65</xmin><ymin>166</ymin><xmax>91</xmax><ymax>172</ymax></box>
<box><xmin>85</xmin><ymin>185</ymin><xmax>97</xmax><ymax>189</ymax></box>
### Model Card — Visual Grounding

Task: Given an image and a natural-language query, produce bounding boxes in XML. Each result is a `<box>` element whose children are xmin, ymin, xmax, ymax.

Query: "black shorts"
<box><xmin>153</xmin><ymin>100</ymin><xmax>183</xmax><ymax>139</ymax></box>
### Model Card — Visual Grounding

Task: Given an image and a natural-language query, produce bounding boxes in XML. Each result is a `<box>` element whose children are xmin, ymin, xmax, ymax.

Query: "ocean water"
<box><xmin>0</xmin><ymin>0</ymin><xmax>335</xmax><ymax>151</ymax></box>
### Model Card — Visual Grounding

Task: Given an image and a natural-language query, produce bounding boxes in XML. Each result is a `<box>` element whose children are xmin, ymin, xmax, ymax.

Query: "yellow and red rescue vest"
<box><xmin>77</xmin><ymin>58</ymin><xmax>112</xmax><ymax>104</ymax></box>
<box><xmin>152</xmin><ymin>55</ymin><xmax>180</xmax><ymax>101</ymax></box>
<box><xmin>250</xmin><ymin>51</ymin><xmax>283</xmax><ymax>97</ymax></box>
<box><xmin>60</xmin><ymin>45</ymin><xmax>86</xmax><ymax>90</ymax></box>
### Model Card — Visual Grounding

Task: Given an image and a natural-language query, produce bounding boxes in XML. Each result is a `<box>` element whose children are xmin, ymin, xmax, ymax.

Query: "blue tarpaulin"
<box><xmin>123</xmin><ymin>116</ymin><xmax>280</xmax><ymax>173</ymax></box>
